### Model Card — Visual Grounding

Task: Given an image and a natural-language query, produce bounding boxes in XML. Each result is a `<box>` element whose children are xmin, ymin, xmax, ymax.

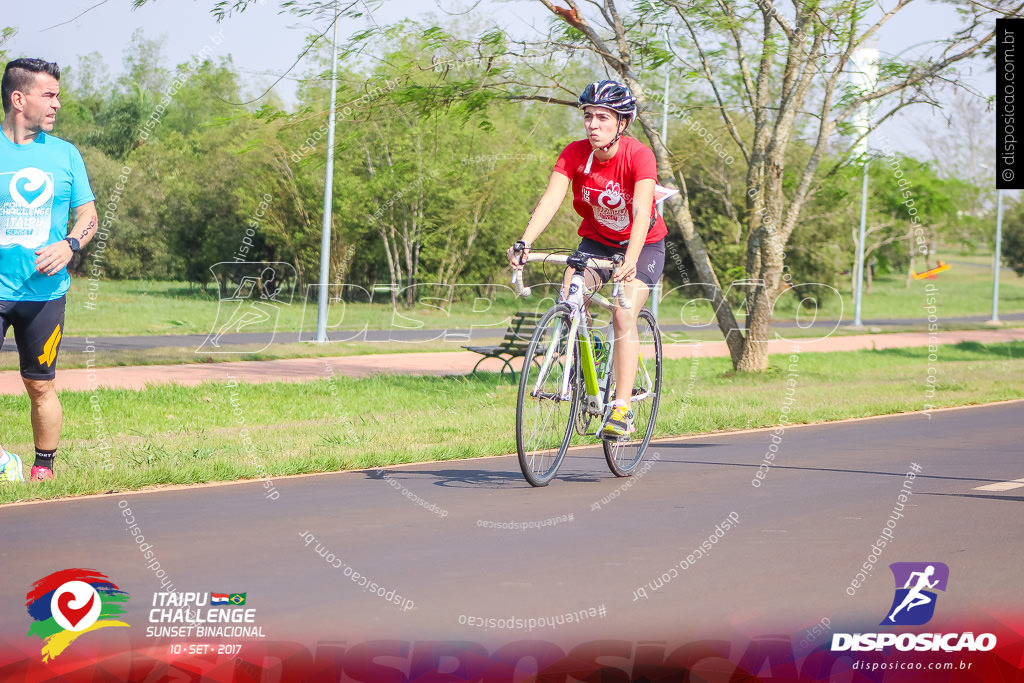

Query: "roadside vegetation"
<box><xmin>1</xmin><ymin>341</ymin><xmax>1020</xmax><ymax>504</ymax></box>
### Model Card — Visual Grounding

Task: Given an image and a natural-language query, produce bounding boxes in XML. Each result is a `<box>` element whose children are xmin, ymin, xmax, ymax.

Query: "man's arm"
<box><xmin>35</xmin><ymin>201</ymin><xmax>98</xmax><ymax>276</ymax></box>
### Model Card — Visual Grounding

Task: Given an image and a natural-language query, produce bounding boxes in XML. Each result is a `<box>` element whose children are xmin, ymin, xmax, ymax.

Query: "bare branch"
<box><xmin>753</xmin><ymin>0</ymin><xmax>794</xmax><ymax>39</ymax></box>
<box><xmin>537</xmin><ymin>0</ymin><xmax>632</xmax><ymax>72</ymax></box>
<box><xmin>677</xmin><ymin>13</ymin><xmax>751</xmax><ymax>164</ymax></box>
<box><xmin>713</xmin><ymin>0</ymin><xmax>758</xmax><ymax>106</ymax></box>
<box><xmin>42</xmin><ymin>0</ymin><xmax>110</xmax><ymax>31</ymax></box>
<box><xmin>603</xmin><ymin>0</ymin><xmax>633</xmax><ymax>69</ymax></box>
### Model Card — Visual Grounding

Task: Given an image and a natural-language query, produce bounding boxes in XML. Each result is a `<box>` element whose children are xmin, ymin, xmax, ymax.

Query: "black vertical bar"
<box><xmin>997</xmin><ymin>18</ymin><xmax>1024</xmax><ymax>190</ymax></box>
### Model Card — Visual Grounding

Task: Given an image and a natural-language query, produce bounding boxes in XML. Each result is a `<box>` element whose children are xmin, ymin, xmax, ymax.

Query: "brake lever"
<box><xmin>609</xmin><ymin>260</ymin><xmax>632</xmax><ymax>310</ymax></box>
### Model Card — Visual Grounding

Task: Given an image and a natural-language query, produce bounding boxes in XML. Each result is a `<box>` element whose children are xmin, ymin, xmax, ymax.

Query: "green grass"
<box><xmin>1</xmin><ymin>340</ymin><xmax>1021</xmax><ymax>504</ymax></box>
<box><xmin>65</xmin><ymin>278</ymin><xmax>542</xmax><ymax>337</ymax></box>
<box><xmin>1</xmin><ymin>319</ymin><xmax>944</xmax><ymax>372</ymax></box>
<box><xmin>62</xmin><ymin>252</ymin><xmax>1024</xmax><ymax>340</ymax></box>
<box><xmin>765</xmin><ymin>251</ymin><xmax>1024</xmax><ymax>323</ymax></box>
<box><xmin>0</xmin><ymin>340</ymin><xmax>479</xmax><ymax>372</ymax></box>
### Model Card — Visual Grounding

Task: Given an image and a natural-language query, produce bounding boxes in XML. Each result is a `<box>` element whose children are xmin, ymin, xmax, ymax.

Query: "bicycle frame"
<box><xmin>513</xmin><ymin>251</ymin><xmax>630</xmax><ymax>424</ymax></box>
<box><xmin>513</xmin><ymin>249</ymin><xmax>664</xmax><ymax>484</ymax></box>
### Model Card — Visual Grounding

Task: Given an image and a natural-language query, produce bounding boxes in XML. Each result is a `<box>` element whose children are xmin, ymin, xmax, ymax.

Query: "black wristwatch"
<box><xmin>64</xmin><ymin>237</ymin><xmax>81</xmax><ymax>253</ymax></box>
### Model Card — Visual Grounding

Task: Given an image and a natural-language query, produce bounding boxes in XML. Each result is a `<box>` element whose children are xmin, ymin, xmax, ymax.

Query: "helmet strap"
<box><xmin>598</xmin><ymin>115</ymin><xmax>628</xmax><ymax>153</ymax></box>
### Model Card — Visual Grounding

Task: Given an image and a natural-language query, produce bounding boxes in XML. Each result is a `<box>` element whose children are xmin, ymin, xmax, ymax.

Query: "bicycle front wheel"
<box><xmin>603</xmin><ymin>307</ymin><xmax>662</xmax><ymax>477</ymax></box>
<box><xmin>516</xmin><ymin>304</ymin><xmax>580</xmax><ymax>487</ymax></box>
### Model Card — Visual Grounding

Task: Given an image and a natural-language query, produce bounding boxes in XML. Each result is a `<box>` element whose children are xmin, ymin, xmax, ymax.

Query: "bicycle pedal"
<box><xmin>600</xmin><ymin>433</ymin><xmax>631</xmax><ymax>443</ymax></box>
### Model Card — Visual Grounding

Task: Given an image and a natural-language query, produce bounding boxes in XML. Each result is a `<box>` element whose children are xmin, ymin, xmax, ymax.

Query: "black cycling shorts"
<box><xmin>577</xmin><ymin>237</ymin><xmax>665</xmax><ymax>290</ymax></box>
<box><xmin>0</xmin><ymin>296</ymin><xmax>66</xmax><ymax>380</ymax></box>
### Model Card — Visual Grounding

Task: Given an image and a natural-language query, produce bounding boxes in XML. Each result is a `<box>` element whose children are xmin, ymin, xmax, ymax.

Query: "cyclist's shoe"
<box><xmin>30</xmin><ymin>465</ymin><xmax>54</xmax><ymax>482</ymax></box>
<box><xmin>601</xmin><ymin>402</ymin><xmax>635</xmax><ymax>439</ymax></box>
<box><xmin>0</xmin><ymin>450</ymin><xmax>25</xmax><ymax>483</ymax></box>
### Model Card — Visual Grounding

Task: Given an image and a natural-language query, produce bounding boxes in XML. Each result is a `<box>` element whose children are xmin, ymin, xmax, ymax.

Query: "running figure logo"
<box><xmin>882</xmin><ymin>562</ymin><xmax>949</xmax><ymax>626</ymax></box>
<box><xmin>198</xmin><ymin>261</ymin><xmax>296</xmax><ymax>355</ymax></box>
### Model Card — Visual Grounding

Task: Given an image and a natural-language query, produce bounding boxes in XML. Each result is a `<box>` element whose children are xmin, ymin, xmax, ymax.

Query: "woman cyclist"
<box><xmin>508</xmin><ymin>79</ymin><xmax>666</xmax><ymax>438</ymax></box>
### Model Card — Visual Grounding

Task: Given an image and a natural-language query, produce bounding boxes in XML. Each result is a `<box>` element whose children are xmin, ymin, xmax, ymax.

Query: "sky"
<box><xmin>2</xmin><ymin>0</ymin><xmax>997</xmax><ymax>165</ymax></box>
<box><xmin>3</xmin><ymin>0</ymin><xmax>557</xmax><ymax>104</ymax></box>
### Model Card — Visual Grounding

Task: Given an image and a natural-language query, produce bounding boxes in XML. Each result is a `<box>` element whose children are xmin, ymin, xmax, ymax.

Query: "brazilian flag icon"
<box><xmin>229</xmin><ymin>593</ymin><xmax>247</xmax><ymax>605</ymax></box>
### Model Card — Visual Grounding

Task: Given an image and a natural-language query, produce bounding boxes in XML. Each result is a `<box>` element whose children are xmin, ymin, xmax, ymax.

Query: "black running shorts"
<box><xmin>0</xmin><ymin>297</ymin><xmax>66</xmax><ymax>380</ymax></box>
<box><xmin>577</xmin><ymin>237</ymin><xmax>666</xmax><ymax>290</ymax></box>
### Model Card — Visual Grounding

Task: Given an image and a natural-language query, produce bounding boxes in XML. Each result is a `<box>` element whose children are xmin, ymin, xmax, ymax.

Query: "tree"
<box><xmin>1000</xmin><ymin>195</ymin><xmax>1024</xmax><ymax>277</ymax></box>
<box><xmin>251</xmin><ymin>27</ymin><xmax>583</xmax><ymax>298</ymax></box>
<box><xmin>528</xmin><ymin>0</ymin><xmax>997</xmax><ymax>369</ymax></box>
<box><xmin>0</xmin><ymin>27</ymin><xmax>17</xmax><ymax>65</ymax></box>
<box><xmin>337</xmin><ymin>0</ymin><xmax>998</xmax><ymax>368</ymax></box>
<box><xmin>132</xmin><ymin>0</ymin><xmax>1003</xmax><ymax>358</ymax></box>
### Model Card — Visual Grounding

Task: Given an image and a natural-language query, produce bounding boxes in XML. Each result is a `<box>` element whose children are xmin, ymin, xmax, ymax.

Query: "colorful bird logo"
<box><xmin>25</xmin><ymin>569</ymin><xmax>130</xmax><ymax>662</ymax></box>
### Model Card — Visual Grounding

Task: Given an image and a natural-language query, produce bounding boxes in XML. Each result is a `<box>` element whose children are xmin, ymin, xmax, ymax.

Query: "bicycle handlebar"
<box><xmin>511</xmin><ymin>269</ymin><xmax>532</xmax><ymax>297</ymax></box>
<box><xmin>511</xmin><ymin>251</ymin><xmax>632</xmax><ymax>309</ymax></box>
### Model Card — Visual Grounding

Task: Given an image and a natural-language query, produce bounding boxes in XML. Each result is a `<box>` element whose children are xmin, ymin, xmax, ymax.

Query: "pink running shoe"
<box><xmin>30</xmin><ymin>465</ymin><xmax>54</xmax><ymax>482</ymax></box>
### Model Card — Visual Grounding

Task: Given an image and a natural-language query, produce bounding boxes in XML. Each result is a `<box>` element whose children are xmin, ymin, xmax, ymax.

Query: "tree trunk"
<box><xmin>632</xmin><ymin>111</ymin><xmax>746</xmax><ymax>365</ymax></box>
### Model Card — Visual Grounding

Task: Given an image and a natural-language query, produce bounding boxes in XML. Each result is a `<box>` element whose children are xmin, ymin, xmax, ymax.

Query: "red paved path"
<box><xmin>1</xmin><ymin>327</ymin><xmax>1021</xmax><ymax>395</ymax></box>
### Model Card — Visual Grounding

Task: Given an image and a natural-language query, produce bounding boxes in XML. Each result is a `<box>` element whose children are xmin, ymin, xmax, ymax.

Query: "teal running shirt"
<box><xmin>0</xmin><ymin>131</ymin><xmax>94</xmax><ymax>301</ymax></box>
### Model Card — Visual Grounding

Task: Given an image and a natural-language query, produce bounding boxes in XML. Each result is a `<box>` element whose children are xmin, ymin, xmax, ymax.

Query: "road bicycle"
<box><xmin>511</xmin><ymin>248</ymin><xmax>663</xmax><ymax>486</ymax></box>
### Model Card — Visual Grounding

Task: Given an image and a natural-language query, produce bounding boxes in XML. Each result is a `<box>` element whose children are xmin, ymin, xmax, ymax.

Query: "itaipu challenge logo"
<box><xmin>882</xmin><ymin>562</ymin><xmax>949</xmax><ymax>626</ymax></box>
<box><xmin>25</xmin><ymin>569</ymin><xmax>130</xmax><ymax>662</ymax></box>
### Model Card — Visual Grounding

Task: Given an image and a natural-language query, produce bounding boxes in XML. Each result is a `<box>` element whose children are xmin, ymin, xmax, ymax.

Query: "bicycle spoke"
<box><xmin>603</xmin><ymin>308</ymin><xmax>662</xmax><ymax>477</ymax></box>
<box><xmin>516</xmin><ymin>305</ymin><xmax>579</xmax><ymax>486</ymax></box>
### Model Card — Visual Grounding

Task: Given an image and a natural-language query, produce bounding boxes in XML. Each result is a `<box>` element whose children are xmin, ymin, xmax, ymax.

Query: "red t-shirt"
<box><xmin>553</xmin><ymin>136</ymin><xmax>668</xmax><ymax>247</ymax></box>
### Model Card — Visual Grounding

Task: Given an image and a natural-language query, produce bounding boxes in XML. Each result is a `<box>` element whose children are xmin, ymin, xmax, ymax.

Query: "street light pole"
<box><xmin>992</xmin><ymin>189</ymin><xmax>1003</xmax><ymax>324</ymax></box>
<box><xmin>314</xmin><ymin>4</ymin><xmax>340</xmax><ymax>342</ymax></box>
<box><xmin>848</xmin><ymin>45</ymin><xmax>877</xmax><ymax>328</ymax></box>
<box><xmin>655</xmin><ymin>22</ymin><xmax>671</xmax><ymax>322</ymax></box>
<box><xmin>661</xmin><ymin>39</ymin><xmax>670</xmax><ymax>144</ymax></box>
<box><xmin>853</xmin><ymin>159</ymin><xmax>869</xmax><ymax>327</ymax></box>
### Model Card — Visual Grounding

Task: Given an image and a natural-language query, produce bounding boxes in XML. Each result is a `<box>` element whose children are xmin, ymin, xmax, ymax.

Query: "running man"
<box><xmin>0</xmin><ymin>58</ymin><xmax>98</xmax><ymax>482</ymax></box>
<box><xmin>888</xmin><ymin>565</ymin><xmax>939</xmax><ymax>623</ymax></box>
<box><xmin>508</xmin><ymin>80</ymin><xmax>666</xmax><ymax>437</ymax></box>
<box><xmin>209</xmin><ymin>266</ymin><xmax>280</xmax><ymax>346</ymax></box>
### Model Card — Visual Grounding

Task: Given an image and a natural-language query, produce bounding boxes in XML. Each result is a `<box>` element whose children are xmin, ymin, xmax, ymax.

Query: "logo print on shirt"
<box><xmin>592</xmin><ymin>181</ymin><xmax>629</xmax><ymax>233</ymax></box>
<box><xmin>11</xmin><ymin>168</ymin><xmax>54</xmax><ymax>209</ymax></box>
<box><xmin>1</xmin><ymin>167</ymin><xmax>56</xmax><ymax>249</ymax></box>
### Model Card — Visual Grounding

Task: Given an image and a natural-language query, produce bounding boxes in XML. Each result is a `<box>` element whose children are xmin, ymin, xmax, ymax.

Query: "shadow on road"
<box><xmin>651</xmin><ymin>444</ymin><xmax>1002</xmax><ymax>485</ymax></box>
<box><xmin>362</xmin><ymin>454</ymin><xmax>613</xmax><ymax>488</ymax></box>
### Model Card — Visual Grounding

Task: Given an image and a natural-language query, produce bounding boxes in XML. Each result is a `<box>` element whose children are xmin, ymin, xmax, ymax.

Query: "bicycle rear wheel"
<box><xmin>602</xmin><ymin>307</ymin><xmax>662</xmax><ymax>477</ymax></box>
<box><xmin>516</xmin><ymin>304</ymin><xmax>580</xmax><ymax>487</ymax></box>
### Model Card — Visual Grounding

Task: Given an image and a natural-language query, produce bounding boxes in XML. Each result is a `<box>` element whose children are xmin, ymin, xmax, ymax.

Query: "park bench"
<box><xmin>463</xmin><ymin>311</ymin><xmax>545</xmax><ymax>378</ymax></box>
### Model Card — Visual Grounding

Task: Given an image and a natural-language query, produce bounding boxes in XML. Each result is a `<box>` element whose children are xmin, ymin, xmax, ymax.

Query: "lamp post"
<box><xmin>647</xmin><ymin>0</ymin><xmax>672</xmax><ymax>145</ymax></box>
<box><xmin>315</xmin><ymin>3</ymin><xmax>340</xmax><ymax>342</ymax></box>
<box><xmin>661</xmin><ymin>34</ymin><xmax>670</xmax><ymax>145</ymax></box>
<box><xmin>849</xmin><ymin>46</ymin><xmax>878</xmax><ymax>328</ymax></box>
<box><xmin>979</xmin><ymin>163</ymin><xmax>1003</xmax><ymax>326</ymax></box>
<box><xmin>853</xmin><ymin>158</ymin><xmax>870</xmax><ymax>327</ymax></box>
<box><xmin>991</xmin><ymin>189</ymin><xmax>1003</xmax><ymax>324</ymax></box>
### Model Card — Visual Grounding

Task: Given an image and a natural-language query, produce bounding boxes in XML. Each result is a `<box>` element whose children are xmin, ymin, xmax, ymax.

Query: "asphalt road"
<box><xmin>1</xmin><ymin>402</ymin><xmax>1021</xmax><ymax>680</ymax></box>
